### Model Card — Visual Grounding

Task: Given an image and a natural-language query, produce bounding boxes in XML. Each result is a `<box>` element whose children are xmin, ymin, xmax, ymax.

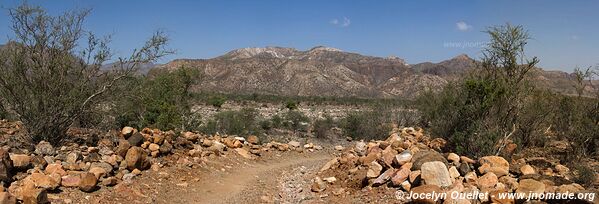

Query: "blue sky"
<box><xmin>0</xmin><ymin>0</ymin><xmax>597</xmax><ymax>72</ymax></box>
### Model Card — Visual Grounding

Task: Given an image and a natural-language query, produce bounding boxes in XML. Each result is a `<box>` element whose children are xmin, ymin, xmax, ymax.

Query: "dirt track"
<box><xmin>54</xmin><ymin>151</ymin><xmax>333</xmax><ymax>204</ymax></box>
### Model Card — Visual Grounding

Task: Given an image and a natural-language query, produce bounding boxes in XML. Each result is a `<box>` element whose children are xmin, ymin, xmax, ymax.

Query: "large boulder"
<box><xmin>0</xmin><ymin>149</ymin><xmax>13</xmax><ymax>183</ymax></box>
<box><xmin>420</xmin><ymin>161</ymin><xmax>452</xmax><ymax>187</ymax></box>
<box><xmin>478</xmin><ymin>156</ymin><xmax>509</xmax><ymax>177</ymax></box>
<box><xmin>411</xmin><ymin>150</ymin><xmax>448</xmax><ymax>170</ymax></box>
<box><xmin>125</xmin><ymin>147</ymin><xmax>150</xmax><ymax>171</ymax></box>
<box><xmin>78</xmin><ymin>172</ymin><xmax>98</xmax><ymax>192</ymax></box>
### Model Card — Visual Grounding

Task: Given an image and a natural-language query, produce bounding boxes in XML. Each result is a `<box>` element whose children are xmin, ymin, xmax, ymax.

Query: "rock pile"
<box><xmin>313</xmin><ymin>127</ymin><xmax>597</xmax><ymax>203</ymax></box>
<box><xmin>0</xmin><ymin>126</ymin><xmax>322</xmax><ymax>204</ymax></box>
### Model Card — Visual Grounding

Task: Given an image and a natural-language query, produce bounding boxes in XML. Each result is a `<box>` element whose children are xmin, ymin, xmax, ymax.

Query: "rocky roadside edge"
<box><xmin>311</xmin><ymin>127</ymin><xmax>599</xmax><ymax>204</ymax></box>
<box><xmin>0</xmin><ymin>126</ymin><xmax>324</xmax><ymax>204</ymax></box>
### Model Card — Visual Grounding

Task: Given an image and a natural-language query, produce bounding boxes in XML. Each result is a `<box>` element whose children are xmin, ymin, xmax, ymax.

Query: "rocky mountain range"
<box><xmin>160</xmin><ymin>46</ymin><xmax>595</xmax><ymax>98</ymax></box>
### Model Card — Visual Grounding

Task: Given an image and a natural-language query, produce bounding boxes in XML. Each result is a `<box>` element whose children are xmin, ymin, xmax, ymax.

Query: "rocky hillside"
<box><xmin>159</xmin><ymin>46</ymin><xmax>594</xmax><ymax>98</ymax></box>
<box><xmin>160</xmin><ymin>46</ymin><xmax>446</xmax><ymax>98</ymax></box>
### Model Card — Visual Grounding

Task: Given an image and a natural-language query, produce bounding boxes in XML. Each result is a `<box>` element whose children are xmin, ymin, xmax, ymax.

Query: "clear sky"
<box><xmin>0</xmin><ymin>0</ymin><xmax>597</xmax><ymax>72</ymax></box>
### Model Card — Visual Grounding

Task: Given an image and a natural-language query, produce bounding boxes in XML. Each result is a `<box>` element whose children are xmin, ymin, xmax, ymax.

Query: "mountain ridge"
<box><xmin>156</xmin><ymin>46</ymin><xmax>591</xmax><ymax>98</ymax></box>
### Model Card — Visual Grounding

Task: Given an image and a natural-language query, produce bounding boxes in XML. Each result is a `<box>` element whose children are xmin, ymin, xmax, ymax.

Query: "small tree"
<box><xmin>0</xmin><ymin>4</ymin><xmax>172</xmax><ymax>144</ymax></box>
<box><xmin>417</xmin><ymin>24</ymin><xmax>540</xmax><ymax>157</ymax></box>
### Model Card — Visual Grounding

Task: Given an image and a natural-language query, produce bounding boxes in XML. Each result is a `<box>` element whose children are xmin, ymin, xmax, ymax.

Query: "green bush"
<box><xmin>416</xmin><ymin>24</ymin><xmax>539</xmax><ymax>157</ymax></box>
<box><xmin>0</xmin><ymin>4</ymin><xmax>170</xmax><ymax>144</ymax></box>
<box><xmin>341</xmin><ymin>107</ymin><xmax>392</xmax><ymax>141</ymax></box>
<box><xmin>200</xmin><ymin>108</ymin><xmax>263</xmax><ymax>136</ymax></box>
<box><xmin>208</xmin><ymin>96</ymin><xmax>227</xmax><ymax>108</ymax></box>
<box><xmin>285</xmin><ymin>100</ymin><xmax>298</xmax><ymax>110</ymax></box>
<box><xmin>314</xmin><ymin>114</ymin><xmax>335</xmax><ymax>138</ymax></box>
<box><xmin>115</xmin><ymin>67</ymin><xmax>199</xmax><ymax>131</ymax></box>
<box><xmin>270</xmin><ymin>114</ymin><xmax>283</xmax><ymax>129</ymax></box>
<box><xmin>281</xmin><ymin>111</ymin><xmax>310</xmax><ymax>132</ymax></box>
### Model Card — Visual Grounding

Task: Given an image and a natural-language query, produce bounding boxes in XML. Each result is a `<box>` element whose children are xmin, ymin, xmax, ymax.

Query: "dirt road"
<box><xmin>56</xmin><ymin>151</ymin><xmax>333</xmax><ymax>204</ymax></box>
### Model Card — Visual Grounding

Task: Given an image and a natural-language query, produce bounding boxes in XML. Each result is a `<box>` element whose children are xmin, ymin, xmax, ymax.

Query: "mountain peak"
<box><xmin>452</xmin><ymin>54</ymin><xmax>472</xmax><ymax>61</ymax></box>
<box><xmin>308</xmin><ymin>46</ymin><xmax>342</xmax><ymax>52</ymax></box>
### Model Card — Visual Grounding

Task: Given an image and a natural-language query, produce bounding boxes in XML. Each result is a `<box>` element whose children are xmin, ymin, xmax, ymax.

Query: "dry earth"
<box><xmin>52</xmin><ymin>150</ymin><xmax>334</xmax><ymax>204</ymax></box>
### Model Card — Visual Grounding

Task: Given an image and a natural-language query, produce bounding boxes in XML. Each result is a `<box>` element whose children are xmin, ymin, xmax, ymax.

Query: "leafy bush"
<box><xmin>285</xmin><ymin>100</ymin><xmax>298</xmax><ymax>110</ymax></box>
<box><xmin>0</xmin><ymin>4</ymin><xmax>170</xmax><ymax>144</ymax></box>
<box><xmin>200</xmin><ymin>108</ymin><xmax>263</xmax><ymax>136</ymax></box>
<box><xmin>208</xmin><ymin>96</ymin><xmax>227</xmax><ymax>108</ymax></box>
<box><xmin>115</xmin><ymin>67</ymin><xmax>199</xmax><ymax>131</ymax></box>
<box><xmin>341</xmin><ymin>106</ymin><xmax>392</xmax><ymax>141</ymax></box>
<box><xmin>314</xmin><ymin>114</ymin><xmax>335</xmax><ymax>138</ymax></box>
<box><xmin>416</xmin><ymin>24</ymin><xmax>539</xmax><ymax>157</ymax></box>
<box><xmin>281</xmin><ymin>111</ymin><xmax>310</xmax><ymax>132</ymax></box>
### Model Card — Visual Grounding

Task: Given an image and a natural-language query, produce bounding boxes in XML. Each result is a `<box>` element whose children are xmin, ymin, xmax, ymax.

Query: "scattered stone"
<box><xmin>393</xmin><ymin>150</ymin><xmax>412</xmax><ymax>167</ymax></box>
<box><xmin>516</xmin><ymin>179</ymin><xmax>545</xmax><ymax>195</ymax></box>
<box><xmin>320</xmin><ymin>158</ymin><xmax>338</xmax><ymax>172</ymax></box>
<box><xmin>159</xmin><ymin>141</ymin><xmax>173</xmax><ymax>154</ymax></box>
<box><xmin>78</xmin><ymin>172</ymin><xmax>98</xmax><ymax>192</ymax></box>
<box><xmin>125</xmin><ymin>147</ymin><xmax>150</xmax><ymax>171</ymax></box>
<box><xmin>61</xmin><ymin>174</ymin><xmax>81</xmax><ymax>187</ymax></box>
<box><xmin>520</xmin><ymin>165</ymin><xmax>536</xmax><ymax>175</ymax></box>
<box><xmin>45</xmin><ymin>164</ymin><xmax>66</xmax><ymax>176</ymax></box>
<box><xmin>88</xmin><ymin>167</ymin><xmax>107</xmax><ymax>179</ymax></box>
<box><xmin>334</xmin><ymin>145</ymin><xmax>345</xmax><ymax>151</ymax></box>
<box><xmin>311</xmin><ymin>177</ymin><xmax>327</xmax><ymax>192</ymax></box>
<box><xmin>477</xmin><ymin>172</ymin><xmax>498</xmax><ymax>190</ymax></box>
<box><xmin>411</xmin><ymin>150</ymin><xmax>448</xmax><ymax>170</ymax></box>
<box><xmin>234</xmin><ymin>148</ymin><xmax>253</xmax><ymax>159</ymax></box>
<box><xmin>65</xmin><ymin>152</ymin><xmax>81</xmax><ymax>164</ymax></box>
<box><xmin>372</xmin><ymin>168</ymin><xmax>396</xmax><ymax>186</ymax></box>
<box><xmin>30</xmin><ymin>173</ymin><xmax>60</xmax><ymax>190</ymax></box>
<box><xmin>127</xmin><ymin>132</ymin><xmax>144</xmax><ymax>147</ymax></box>
<box><xmin>10</xmin><ymin>154</ymin><xmax>31</xmax><ymax>169</ymax></box>
<box><xmin>34</xmin><ymin>141</ymin><xmax>55</xmax><ymax>156</ymax></box>
<box><xmin>288</xmin><ymin>141</ymin><xmax>300</xmax><ymax>148</ymax></box>
<box><xmin>391</xmin><ymin>167</ymin><xmax>411</xmax><ymax>186</ymax></box>
<box><xmin>121</xmin><ymin>127</ymin><xmax>136</xmax><ymax>139</ymax></box>
<box><xmin>323</xmin><ymin>177</ymin><xmax>337</xmax><ymax>183</ymax></box>
<box><xmin>448</xmin><ymin>166</ymin><xmax>461</xmax><ymax>179</ymax></box>
<box><xmin>115</xmin><ymin>140</ymin><xmax>131</xmax><ymax>157</ymax></box>
<box><xmin>20</xmin><ymin>186</ymin><xmax>49</xmax><ymax>204</ymax></box>
<box><xmin>247</xmin><ymin>135</ymin><xmax>259</xmax><ymax>144</ymax></box>
<box><xmin>479</xmin><ymin>156</ymin><xmax>509</xmax><ymax>177</ymax></box>
<box><xmin>420</xmin><ymin>161</ymin><xmax>452</xmax><ymax>187</ymax></box>
<box><xmin>447</xmin><ymin>153</ymin><xmax>460</xmax><ymax>163</ymax></box>
<box><xmin>148</xmin><ymin>143</ymin><xmax>160</xmax><ymax>152</ymax></box>
<box><xmin>355</xmin><ymin>141</ymin><xmax>367</xmax><ymax>156</ymax></box>
<box><xmin>366</xmin><ymin>161</ymin><xmax>383</xmax><ymax>178</ymax></box>
<box><xmin>101</xmin><ymin>177</ymin><xmax>118</xmax><ymax>186</ymax></box>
